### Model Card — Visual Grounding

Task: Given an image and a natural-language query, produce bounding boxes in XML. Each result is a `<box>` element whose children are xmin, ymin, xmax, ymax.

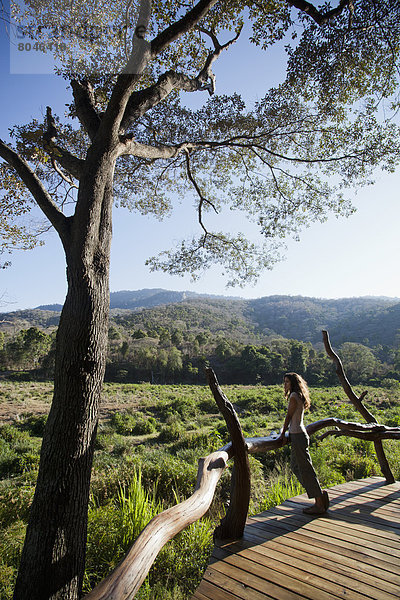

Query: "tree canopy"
<box><xmin>2</xmin><ymin>0</ymin><xmax>400</xmax><ymax>284</ymax></box>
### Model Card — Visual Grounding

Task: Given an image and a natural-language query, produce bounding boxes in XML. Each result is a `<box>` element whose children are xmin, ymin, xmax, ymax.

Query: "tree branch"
<box><xmin>103</xmin><ymin>0</ymin><xmax>220</xmax><ymax>138</ymax></box>
<box><xmin>70</xmin><ymin>79</ymin><xmax>101</xmax><ymax>141</ymax></box>
<box><xmin>322</xmin><ymin>330</ymin><xmax>376</xmax><ymax>423</ymax></box>
<box><xmin>43</xmin><ymin>106</ymin><xmax>84</xmax><ymax>180</ymax></box>
<box><xmin>117</xmin><ymin>128</ymin><xmax>366</xmax><ymax>168</ymax></box>
<box><xmin>120</xmin><ymin>70</ymin><xmax>202</xmax><ymax>132</ymax></box>
<box><xmin>287</xmin><ymin>0</ymin><xmax>351</xmax><ymax>26</ymax></box>
<box><xmin>205</xmin><ymin>367</ymin><xmax>250</xmax><ymax>540</ymax></box>
<box><xmin>185</xmin><ymin>151</ymin><xmax>218</xmax><ymax>239</ymax></box>
<box><xmin>245</xmin><ymin>418</ymin><xmax>400</xmax><ymax>453</ymax></box>
<box><xmin>117</xmin><ymin>137</ymin><xmax>196</xmax><ymax>159</ymax></box>
<box><xmin>0</xmin><ymin>139</ymin><xmax>69</xmax><ymax>237</ymax></box>
<box><xmin>50</xmin><ymin>158</ymin><xmax>78</xmax><ymax>189</ymax></box>
<box><xmin>322</xmin><ymin>329</ymin><xmax>395</xmax><ymax>484</ymax></box>
<box><xmin>195</xmin><ymin>26</ymin><xmax>242</xmax><ymax>95</ymax></box>
<box><xmin>120</xmin><ymin>27</ymin><xmax>241</xmax><ymax>132</ymax></box>
<box><xmin>121</xmin><ymin>0</ymin><xmax>152</xmax><ymax>76</ymax></box>
<box><xmin>237</xmin><ymin>141</ymin><xmax>365</xmax><ymax>165</ymax></box>
<box><xmin>150</xmin><ymin>0</ymin><xmax>219</xmax><ymax>57</ymax></box>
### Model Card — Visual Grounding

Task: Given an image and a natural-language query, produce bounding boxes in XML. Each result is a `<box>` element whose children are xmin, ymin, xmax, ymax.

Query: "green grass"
<box><xmin>0</xmin><ymin>381</ymin><xmax>399</xmax><ymax>599</ymax></box>
<box><xmin>256</xmin><ymin>463</ymin><xmax>303</xmax><ymax>512</ymax></box>
<box><xmin>83</xmin><ymin>468</ymin><xmax>164</xmax><ymax>593</ymax></box>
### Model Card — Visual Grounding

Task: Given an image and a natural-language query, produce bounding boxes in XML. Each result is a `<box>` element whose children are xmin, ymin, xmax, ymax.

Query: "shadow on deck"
<box><xmin>191</xmin><ymin>476</ymin><xmax>400</xmax><ymax>600</ymax></box>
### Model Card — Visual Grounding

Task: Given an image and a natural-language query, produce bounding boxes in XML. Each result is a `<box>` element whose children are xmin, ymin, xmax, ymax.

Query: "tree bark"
<box><xmin>205</xmin><ymin>368</ymin><xmax>250</xmax><ymax>541</ymax></box>
<box><xmin>13</xmin><ymin>174</ymin><xmax>113</xmax><ymax>600</ymax></box>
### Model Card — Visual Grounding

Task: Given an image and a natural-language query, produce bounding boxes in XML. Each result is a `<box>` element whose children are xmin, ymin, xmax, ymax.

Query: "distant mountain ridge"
<box><xmin>35</xmin><ymin>289</ymin><xmax>241</xmax><ymax>312</ymax></box>
<box><xmin>1</xmin><ymin>289</ymin><xmax>400</xmax><ymax>348</ymax></box>
<box><xmin>108</xmin><ymin>289</ymin><xmax>242</xmax><ymax>310</ymax></box>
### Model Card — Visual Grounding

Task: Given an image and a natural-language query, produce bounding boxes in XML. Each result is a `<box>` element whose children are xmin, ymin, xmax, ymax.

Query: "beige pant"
<box><xmin>290</xmin><ymin>432</ymin><xmax>322</xmax><ymax>499</ymax></box>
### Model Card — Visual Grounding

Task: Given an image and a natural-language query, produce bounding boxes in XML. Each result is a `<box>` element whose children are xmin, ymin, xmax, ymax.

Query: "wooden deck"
<box><xmin>191</xmin><ymin>477</ymin><xmax>400</xmax><ymax>600</ymax></box>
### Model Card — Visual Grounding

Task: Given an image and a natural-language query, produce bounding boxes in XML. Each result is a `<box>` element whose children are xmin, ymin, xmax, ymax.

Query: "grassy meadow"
<box><xmin>0</xmin><ymin>380</ymin><xmax>400</xmax><ymax>599</ymax></box>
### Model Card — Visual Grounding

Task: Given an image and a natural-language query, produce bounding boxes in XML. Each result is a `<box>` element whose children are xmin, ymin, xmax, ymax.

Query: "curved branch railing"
<box><xmin>85</xmin><ymin>332</ymin><xmax>400</xmax><ymax>600</ymax></box>
<box><xmin>322</xmin><ymin>330</ymin><xmax>395</xmax><ymax>483</ymax></box>
<box><xmin>85</xmin><ymin>450</ymin><xmax>230</xmax><ymax>600</ymax></box>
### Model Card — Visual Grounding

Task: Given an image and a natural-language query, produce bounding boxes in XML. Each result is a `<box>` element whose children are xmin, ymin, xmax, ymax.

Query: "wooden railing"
<box><xmin>85</xmin><ymin>331</ymin><xmax>400</xmax><ymax>600</ymax></box>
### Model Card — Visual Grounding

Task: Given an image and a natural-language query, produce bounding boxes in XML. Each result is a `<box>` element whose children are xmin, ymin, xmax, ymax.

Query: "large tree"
<box><xmin>1</xmin><ymin>1</ymin><xmax>400</xmax><ymax>598</ymax></box>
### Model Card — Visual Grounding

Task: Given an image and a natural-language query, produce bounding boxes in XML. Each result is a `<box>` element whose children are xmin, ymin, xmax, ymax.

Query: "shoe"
<box><xmin>303</xmin><ymin>505</ymin><xmax>326</xmax><ymax>515</ymax></box>
<box><xmin>322</xmin><ymin>490</ymin><xmax>330</xmax><ymax>511</ymax></box>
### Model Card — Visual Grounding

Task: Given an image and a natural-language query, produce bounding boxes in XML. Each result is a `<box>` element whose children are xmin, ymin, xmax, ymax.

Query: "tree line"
<box><xmin>2</xmin><ymin>323</ymin><xmax>399</xmax><ymax>387</ymax></box>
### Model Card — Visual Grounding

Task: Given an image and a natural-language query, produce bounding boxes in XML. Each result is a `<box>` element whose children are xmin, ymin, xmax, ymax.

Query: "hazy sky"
<box><xmin>1</xmin><ymin>11</ymin><xmax>400</xmax><ymax>311</ymax></box>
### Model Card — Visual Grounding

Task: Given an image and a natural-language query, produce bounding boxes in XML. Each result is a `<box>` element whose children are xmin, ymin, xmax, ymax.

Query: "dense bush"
<box><xmin>0</xmin><ymin>426</ymin><xmax>40</xmax><ymax>478</ymax></box>
<box><xmin>15</xmin><ymin>415</ymin><xmax>47</xmax><ymax>437</ymax></box>
<box><xmin>158</xmin><ymin>421</ymin><xmax>186</xmax><ymax>443</ymax></box>
<box><xmin>110</xmin><ymin>412</ymin><xmax>157</xmax><ymax>436</ymax></box>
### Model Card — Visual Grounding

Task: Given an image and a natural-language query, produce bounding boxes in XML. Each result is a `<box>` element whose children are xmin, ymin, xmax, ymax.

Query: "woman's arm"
<box><xmin>279</xmin><ymin>393</ymin><xmax>297</xmax><ymax>438</ymax></box>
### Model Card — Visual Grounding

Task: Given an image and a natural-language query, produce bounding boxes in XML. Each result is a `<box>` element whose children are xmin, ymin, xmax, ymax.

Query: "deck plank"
<box><xmin>240</xmin><ymin>530</ymin><xmax>400</xmax><ymax>596</ymax></box>
<box><xmin>246</xmin><ymin>516</ymin><xmax>400</xmax><ymax>575</ymax></box>
<box><xmin>192</xmin><ymin>478</ymin><xmax>400</xmax><ymax>600</ymax></box>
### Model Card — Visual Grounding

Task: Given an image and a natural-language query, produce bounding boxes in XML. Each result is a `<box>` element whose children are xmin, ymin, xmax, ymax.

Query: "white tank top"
<box><xmin>289</xmin><ymin>392</ymin><xmax>307</xmax><ymax>434</ymax></box>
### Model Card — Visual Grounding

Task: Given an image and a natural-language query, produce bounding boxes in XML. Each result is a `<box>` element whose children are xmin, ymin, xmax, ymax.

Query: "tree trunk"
<box><xmin>14</xmin><ymin>177</ymin><xmax>113</xmax><ymax>600</ymax></box>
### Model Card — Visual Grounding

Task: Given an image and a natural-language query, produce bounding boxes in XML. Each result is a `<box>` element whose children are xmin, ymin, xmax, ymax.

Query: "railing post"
<box><xmin>205</xmin><ymin>367</ymin><xmax>251</xmax><ymax>540</ymax></box>
<box><xmin>322</xmin><ymin>330</ymin><xmax>395</xmax><ymax>484</ymax></box>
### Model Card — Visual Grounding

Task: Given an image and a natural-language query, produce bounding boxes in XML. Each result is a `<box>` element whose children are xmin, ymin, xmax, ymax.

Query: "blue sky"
<box><xmin>1</xmin><ymin>9</ymin><xmax>400</xmax><ymax>311</ymax></box>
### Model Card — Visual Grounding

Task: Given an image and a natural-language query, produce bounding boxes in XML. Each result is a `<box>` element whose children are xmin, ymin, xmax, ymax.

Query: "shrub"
<box><xmin>134</xmin><ymin>416</ymin><xmax>157</xmax><ymax>435</ymax></box>
<box><xmin>133</xmin><ymin>453</ymin><xmax>197</xmax><ymax>504</ymax></box>
<box><xmin>169</xmin><ymin>431</ymin><xmax>213</xmax><ymax>453</ymax></box>
<box><xmin>381</xmin><ymin>378</ymin><xmax>400</xmax><ymax>390</ymax></box>
<box><xmin>309</xmin><ymin>439</ymin><xmax>347</xmax><ymax>487</ymax></box>
<box><xmin>0</xmin><ymin>562</ymin><xmax>16</xmax><ymax>600</ymax></box>
<box><xmin>110</xmin><ymin>411</ymin><xmax>136</xmax><ymax>435</ymax></box>
<box><xmin>0</xmin><ymin>425</ymin><xmax>31</xmax><ymax>449</ymax></box>
<box><xmin>118</xmin><ymin>469</ymin><xmax>163</xmax><ymax>549</ymax></box>
<box><xmin>158</xmin><ymin>421</ymin><xmax>185</xmax><ymax>443</ymax></box>
<box><xmin>110</xmin><ymin>412</ymin><xmax>156</xmax><ymax>436</ymax></box>
<box><xmin>383</xmin><ymin>440</ymin><xmax>400</xmax><ymax>480</ymax></box>
<box><xmin>0</xmin><ymin>439</ymin><xmax>18</xmax><ymax>479</ymax></box>
<box><xmin>169</xmin><ymin>397</ymin><xmax>198</xmax><ymax>419</ymax></box>
<box><xmin>5</xmin><ymin>372</ymin><xmax>33</xmax><ymax>382</ymax></box>
<box><xmin>15</xmin><ymin>452</ymin><xmax>40</xmax><ymax>474</ymax></box>
<box><xmin>385</xmin><ymin>407</ymin><xmax>400</xmax><ymax>427</ymax></box>
<box><xmin>0</xmin><ymin>520</ymin><xmax>26</xmax><ymax>566</ymax></box>
<box><xmin>84</xmin><ymin>501</ymin><xmax>124</xmax><ymax>591</ymax></box>
<box><xmin>16</xmin><ymin>415</ymin><xmax>47</xmax><ymax>437</ymax></box>
<box><xmin>0</xmin><ymin>426</ymin><xmax>40</xmax><ymax>477</ymax></box>
<box><xmin>0</xmin><ymin>481</ymin><xmax>35</xmax><ymax>526</ymax></box>
<box><xmin>336</xmin><ymin>454</ymin><xmax>379</xmax><ymax>480</ymax></box>
<box><xmin>198</xmin><ymin>398</ymin><xmax>217</xmax><ymax>413</ymax></box>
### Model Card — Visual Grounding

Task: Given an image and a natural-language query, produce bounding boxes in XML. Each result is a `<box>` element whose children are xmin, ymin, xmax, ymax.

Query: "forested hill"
<box><xmin>246</xmin><ymin>296</ymin><xmax>400</xmax><ymax>346</ymax></box>
<box><xmin>1</xmin><ymin>291</ymin><xmax>399</xmax><ymax>348</ymax></box>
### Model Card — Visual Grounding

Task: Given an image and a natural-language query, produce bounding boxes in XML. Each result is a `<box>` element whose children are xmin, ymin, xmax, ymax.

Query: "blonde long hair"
<box><xmin>284</xmin><ymin>372</ymin><xmax>311</xmax><ymax>410</ymax></box>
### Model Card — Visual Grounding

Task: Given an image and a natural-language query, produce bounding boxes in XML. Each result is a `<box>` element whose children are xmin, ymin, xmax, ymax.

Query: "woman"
<box><xmin>278</xmin><ymin>372</ymin><xmax>329</xmax><ymax>515</ymax></box>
